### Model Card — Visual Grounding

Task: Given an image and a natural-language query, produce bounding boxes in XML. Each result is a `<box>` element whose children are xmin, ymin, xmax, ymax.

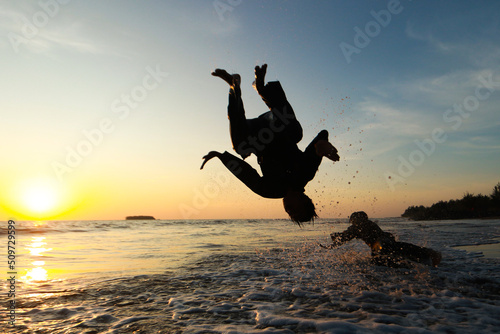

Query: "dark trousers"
<box><xmin>227</xmin><ymin>81</ymin><xmax>303</xmax><ymax>159</ymax></box>
<box><xmin>374</xmin><ymin>241</ymin><xmax>438</xmax><ymax>266</ymax></box>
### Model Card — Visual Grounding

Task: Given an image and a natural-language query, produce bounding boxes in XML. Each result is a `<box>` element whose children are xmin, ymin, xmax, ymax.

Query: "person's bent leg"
<box><xmin>228</xmin><ymin>85</ymin><xmax>253</xmax><ymax>159</ymax></box>
<box><xmin>253</xmin><ymin>64</ymin><xmax>267</xmax><ymax>94</ymax></box>
<box><xmin>212</xmin><ymin>68</ymin><xmax>248</xmax><ymax>157</ymax></box>
<box><xmin>300</xmin><ymin>130</ymin><xmax>330</xmax><ymax>181</ymax></box>
<box><xmin>252</xmin><ymin>66</ymin><xmax>303</xmax><ymax>145</ymax></box>
<box><xmin>390</xmin><ymin>241</ymin><xmax>440</xmax><ymax>266</ymax></box>
<box><xmin>305</xmin><ymin>129</ymin><xmax>339</xmax><ymax>162</ymax></box>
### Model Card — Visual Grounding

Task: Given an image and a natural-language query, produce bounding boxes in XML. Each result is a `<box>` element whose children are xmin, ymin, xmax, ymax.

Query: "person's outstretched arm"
<box><xmin>319</xmin><ymin>231</ymin><xmax>353</xmax><ymax>249</ymax></box>
<box><xmin>330</xmin><ymin>231</ymin><xmax>355</xmax><ymax>247</ymax></box>
<box><xmin>201</xmin><ymin>151</ymin><xmax>284</xmax><ymax>198</ymax></box>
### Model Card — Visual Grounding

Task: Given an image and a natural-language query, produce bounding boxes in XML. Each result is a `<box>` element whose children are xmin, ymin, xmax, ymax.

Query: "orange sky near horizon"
<box><xmin>2</xmin><ymin>164</ymin><xmax>496</xmax><ymax>222</ymax></box>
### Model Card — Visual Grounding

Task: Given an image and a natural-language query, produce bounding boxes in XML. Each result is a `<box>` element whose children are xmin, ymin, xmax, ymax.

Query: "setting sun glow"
<box><xmin>4</xmin><ymin>178</ymin><xmax>71</xmax><ymax>220</ymax></box>
<box><xmin>23</xmin><ymin>183</ymin><xmax>57</xmax><ymax>213</ymax></box>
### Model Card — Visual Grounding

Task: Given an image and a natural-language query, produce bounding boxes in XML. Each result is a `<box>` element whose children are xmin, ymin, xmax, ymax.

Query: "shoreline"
<box><xmin>402</xmin><ymin>216</ymin><xmax>500</xmax><ymax>222</ymax></box>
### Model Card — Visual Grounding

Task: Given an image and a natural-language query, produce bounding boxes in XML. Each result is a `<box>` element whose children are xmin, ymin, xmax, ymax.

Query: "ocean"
<box><xmin>2</xmin><ymin>218</ymin><xmax>500</xmax><ymax>334</ymax></box>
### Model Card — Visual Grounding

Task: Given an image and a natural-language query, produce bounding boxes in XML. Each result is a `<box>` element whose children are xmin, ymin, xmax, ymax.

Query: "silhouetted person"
<box><xmin>321</xmin><ymin>211</ymin><xmax>442</xmax><ymax>267</ymax></box>
<box><xmin>201</xmin><ymin>64</ymin><xmax>339</xmax><ymax>225</ymax></box>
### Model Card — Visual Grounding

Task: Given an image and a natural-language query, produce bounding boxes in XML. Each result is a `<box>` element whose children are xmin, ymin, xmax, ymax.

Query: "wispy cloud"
<box><xmin>358</xmin><ymin>101</ymin><xmax>429</xmax><ymax>137</ymax></box>
<box><xmin>405</xmin><ymin>21</ymin><xmax>454</xmax><ymax>52</ymax></box>
<box><xmin>405</xmin><ymin>20</ymin><xmax>500</xmax><ymax>68</ymax></box>
<box><xmin>0</xmin><ymin>3</ymin><xmax>134</xmax><ymax>58</ymax></box>
<box><xmin>356</xmin><ymin>66</ymin><xmax>500</xmax><ymax>159</ymax></box>
<box><xmin>399</xmin><ymin>69</ymin><xmax>500</xmax><ymax>108</ymax></box>
<box><xmin>446</xmin><ymin>136</ymin><xmax>500</xmax><ymax>153</ymax></box>
<box><xmin>353</xmin><ymin>99</ymin><xmax>434</xmax><ymax>158</ymax></box>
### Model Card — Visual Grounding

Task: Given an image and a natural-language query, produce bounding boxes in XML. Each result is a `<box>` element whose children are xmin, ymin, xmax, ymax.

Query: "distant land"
<box><xmin>402</xmin><ymin>182</ymin><xmax>500</xmax><ymax>221</ymax></box>
<box><xmin>126</xmin><ymin>215</ymin><xmax>156</xmax><ymax>220</ymax></box>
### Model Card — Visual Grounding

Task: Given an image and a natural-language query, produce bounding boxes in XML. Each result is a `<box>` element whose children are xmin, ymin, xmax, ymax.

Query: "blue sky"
<box><xmin>1</xmin><ymin>0</ymin><xmax>499</xmax><ymax>220</ymax></box>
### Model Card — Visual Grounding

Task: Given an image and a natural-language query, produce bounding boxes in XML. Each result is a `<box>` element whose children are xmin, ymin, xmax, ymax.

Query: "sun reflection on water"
<box><xmin>32</xmin><ymin>221</ymin><xmax>46</xmax><ymax>228</ymax></box>
<box><xmin>22</xmin><ymin>266</ymin><xmax>48</xmax><ymax>282</ymax></box>
<box><xmin>21</xmin><ymin>236</ymin><xmax>52</xmax><ymax>283</ymax></box>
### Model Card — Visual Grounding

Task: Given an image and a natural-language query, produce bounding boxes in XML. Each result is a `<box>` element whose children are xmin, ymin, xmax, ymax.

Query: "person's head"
<box><xmin>283</xmin><ymin>191</ymin><xmax>318</xmax><ymax>226</ymax></box>
<box><xmin>349</xmin><ymin>211</ymin><xmax>368</xmax><ymax>225</ymax></box>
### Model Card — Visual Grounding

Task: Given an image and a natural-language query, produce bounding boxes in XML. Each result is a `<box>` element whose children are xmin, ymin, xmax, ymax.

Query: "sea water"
<box><xmin>1</xmin><ymin>218</ymin><xmax>499</xmax><ymax>333</ymax></box>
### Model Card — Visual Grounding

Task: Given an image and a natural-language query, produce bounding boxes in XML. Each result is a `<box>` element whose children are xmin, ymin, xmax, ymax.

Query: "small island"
<box><xmin>402</xmin><ymin>182</ymin><xmax>500</xmax><ymax>221</ymax></box>
<box><xmin>126</xmin><ymin>215</ymin><xmax>156</xmax><ymax>220</ymax></box>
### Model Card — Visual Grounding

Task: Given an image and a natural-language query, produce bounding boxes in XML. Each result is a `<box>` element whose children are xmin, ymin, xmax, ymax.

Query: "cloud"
<box><xmin>0</xmin><ymin>3</ymin><xmax>135</xmax><ymax>58</ymax></box>
<box><xmin>363</xmin><ymin>66</ymin><xmax>500</xmax><ymax>116</ymax></box>
<box><xmin>405</xmin><ymin>21</ymin><xmax>453</xmax><ymax>52</ymax></box>
<box><xmin>405</xmin><ymin>20</ymin><xmax>500</xmax><ymax>68</ymax></box>
<box><xmin>358</xmin><ymin>100</ymin><xmax>429</xmax><ymax>137</ymax></box>
<box><xmin>446</xmin><ymin>135</ymin><xmax>500</xmax><ymax>154</ymax></box>
<box><xmin>345</xmin><ymin>99</ymin><xmax>430</xmax><ymax>158</ymax></box>
<box><xmin>355</xmin><ymin>67</ymin><xmax>500</xmax><ymax>159</ymax></box>
<box><xmin>399</xmin><ymin>69</ymin><xmax>500</xmax><ymax>109</ymax></box>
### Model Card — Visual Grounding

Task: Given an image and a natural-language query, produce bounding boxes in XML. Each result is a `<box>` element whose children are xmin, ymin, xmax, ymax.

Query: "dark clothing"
<box><xmin>220</xmin><ymin>81</ymin><xmax>327</xmax><ymax>198</ymax></box>
<box><xmin>331</xmin><ymin>219</ymin><xmax>395</xmax><ymax>252</ymax></box>
<box><xmin>329</xmin><ymin>219</ymin><xmax>441</xmax><ymax>267</ymax></box>
<box><xmin>380</xmin><ymin>240</ymin><xmax>439</xmax><ymax>266</ymax></box>
<box><xmin>228</xmin><ymin>81</ymin><xmax>303</xmax><ymax>158</ymax></box>
<box><xmin>219</xmin><ymin>129</ymin><xmax>327</xmax><ymax>198</ymax></box>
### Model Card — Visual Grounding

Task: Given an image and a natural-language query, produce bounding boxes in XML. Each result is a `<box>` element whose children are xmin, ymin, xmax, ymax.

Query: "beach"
<box><xmin>3</xmin><ymin>2</ymin><xmax>500</xmax><ymax>333</ymax></box>
<box><xmin>2</xmin><ymin>218</ymin><xmax>500</xmax><ymax>333</ymax></box>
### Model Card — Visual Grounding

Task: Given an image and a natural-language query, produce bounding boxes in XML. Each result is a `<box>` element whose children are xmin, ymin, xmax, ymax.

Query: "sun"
<box><xmin>23</xmin><ymin>184</ymin><xmax>58</xmax><ymax>213</ymax></box>
<box><xmin>1</xmin><ymin>176</ymin><xmax>77</xmax><ymax>220</ymax></box>
<box><xmin>18</xmin><ymin>178</ymin><xmax>61</xmax><ymax>217</ymax></box>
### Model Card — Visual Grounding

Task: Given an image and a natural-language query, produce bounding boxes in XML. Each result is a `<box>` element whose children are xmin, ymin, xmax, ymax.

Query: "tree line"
<box><xmin>402</xmin><ymin>182</ymin><xmax>500</xmax><ymax>220</ymax></box>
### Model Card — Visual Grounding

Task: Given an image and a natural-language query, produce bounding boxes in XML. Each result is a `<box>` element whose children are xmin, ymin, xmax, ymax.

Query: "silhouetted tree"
<box><xmin>402</xmin><ymin>182</ymin><xmax>500</xmax><ymax>220</ymax></box>
<box><xmin>491</xmin><ymin>182</ymin><xmax>500</xmax><ymax>215</ymax></box>
<box><xmin>492</xmin><ymin>182</ymin><xmax>500</xmax><ymax>203</ymax></box>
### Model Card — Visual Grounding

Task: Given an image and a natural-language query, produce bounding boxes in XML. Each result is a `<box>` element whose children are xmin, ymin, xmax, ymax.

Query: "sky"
<box><xmin>1</xmin><ymin>0</ymin><xmax>499</xmax><ymax>221</ymax></box>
